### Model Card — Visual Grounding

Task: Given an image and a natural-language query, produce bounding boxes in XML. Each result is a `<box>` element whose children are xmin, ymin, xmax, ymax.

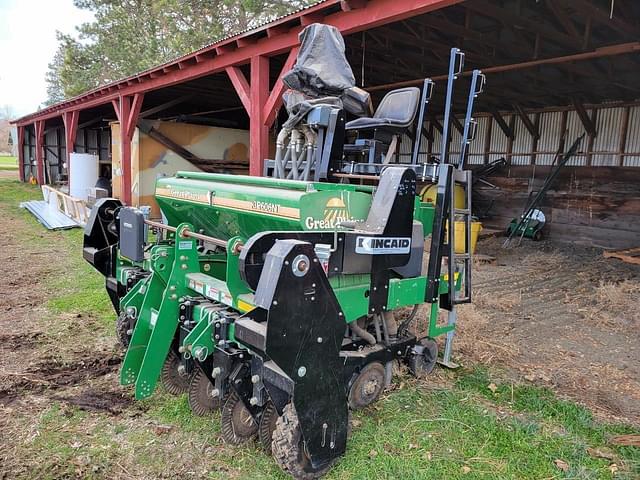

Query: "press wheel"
<box><xmin>188</xmin><ymin>368</ymin><xmax>220</xmax><ymax>415</ymax></box>
<box><xmin>408</xmin><ymin>337</ymin><xmax>438</xmax><ymax>378</ymax></box>
<box><xmin>115</xmin><ymin>311</ymin><xmax>134</xmax><ymax>348</ymax></box>
<box><xmin>160</xmin><ymin>350</ymin><xmax>191</xmax><ymax>395</ymax></box>
<box><xmin>258</xmin><ymin>401</ymin><xmax>279</xmax><ymax>454</ymax></box>
<box><xmin>220</xmin><ymin>390</ymin><xmax>258</xmax><ymax>444</ymax></box>
<box><xmin>348</xmin><ymin>362</ymin><xmax>385</xmax><ymax>410</ymax></box>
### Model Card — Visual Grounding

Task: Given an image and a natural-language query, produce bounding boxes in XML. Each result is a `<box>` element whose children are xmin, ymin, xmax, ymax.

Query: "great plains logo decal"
<box><xmin>355</xmin><ymin>236</ymin><xmax>411</xmax><ymax>255</ymax></box>
<box><xmin>305</xmin><ymin>197</ymin><xmax>353</xmax><ymax>229</ymax></box>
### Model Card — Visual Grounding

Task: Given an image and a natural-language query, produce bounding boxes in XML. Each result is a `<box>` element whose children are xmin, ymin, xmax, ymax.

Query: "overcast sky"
<box><xmin>0</xmin><ymin>0</ymin><xmax>94</xmax><ymax>118</ymax></box>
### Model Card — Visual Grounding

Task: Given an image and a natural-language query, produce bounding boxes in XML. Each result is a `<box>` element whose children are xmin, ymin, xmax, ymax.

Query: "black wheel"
<box><xmin>258</xmin><ymin>401</ymin><xmax>279</xmax><ymax>454</ymax></box>
<box><xmin>115</xmin><ymin>311</ymin><xmax>134</xmax><ymax>348</ymax></box>
<box><xmin>188</xmin><ymin>368</ymin><xmax>220</xmax><ymax>416</ymax></box>
<box><xmin>160</xmin><ymin>350</ymin><xmax>191</xmax><ymax>395</ymax></box>
<box><xmin>348</xmin><ymin>362</ymin><xmax>385</xmax><ymax>410</ymax></box>
<box><xmin>220</xmin><ymin>390</ymin><xmax>258</xmax><ymax>445</ymax></box>
<box><xmin>272</xmin><ymin>403</ymin><xmax>335</xmax><ymax>480</ymax></box>
<box><xmin>408</xmin><ymin>337</ymin><xmax>438</xmax><ymax>378</ymax></box>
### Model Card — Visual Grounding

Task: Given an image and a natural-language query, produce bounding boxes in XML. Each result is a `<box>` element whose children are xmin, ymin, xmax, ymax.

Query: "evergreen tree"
<box><xmin>45</xmin><ymin>0</ymin><xmax>313</xmax><ymax>104</ymax></box>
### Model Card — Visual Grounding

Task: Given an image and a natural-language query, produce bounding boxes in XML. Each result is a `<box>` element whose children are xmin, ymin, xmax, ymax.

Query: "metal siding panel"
<box><xmin>449</xmin><ymin>122</ymin><xmax>462</xmax><ymax>161</ymax></box>
<box><xmin>536</xmin><ymin>111</ymin><xmax>562</xmax><ymax>165</ymax></box>
<box><xmin>489</xmin><ymin>114</ymin><xmax>510</xmax><ymax>162</ymax></box>
<box><xmin>591</xmin><ymin>107</ymin><xmax>623</xmax><ymax>166</ymax></box>
<box><xmin>431</xmin><ymin>125</ymin><xmax>442</xmax><ymax>156</ymax></box>
<box><xmin>76</xmin><ymin>128</ymin><xmax>86</xmax><ymax>153</ymax></box>
<box><xmin>87</xmin><ymin>129</ymin><xmax>99</xmax><ymax>153</ymax></box>
<box><xmin>511</xmin><ymin>113</ymin><xmax>535</xmax><ymax>166</ymax></box>
<box><xmin>44</xmin><ymin>130</ymin><xmax>57</xmax><ymax>164</ymax></box>
<box><xmin>467</xmin><ymin>116</ymin><xmax>488</xmax><ymax>165</ymax></box>
<box><xmin>624</xmin><ymin>106</ymin><xmax>640</xmax><ymax>167</ymax></box>
<box><xmin>565</xmin><ymin>110</ymin><xmax>586</xmax><ymax>166</ymax></box>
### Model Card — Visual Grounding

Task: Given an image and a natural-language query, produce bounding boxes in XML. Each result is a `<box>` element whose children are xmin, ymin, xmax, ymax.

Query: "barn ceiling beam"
<box><xmin>341</xmin><ymin>0</ymin><xmax>367</xmax><ymax>11</ymax></box>
<box><xmin>412</xmin><ymin>14</ymin><xmax>527</xmax><ymax>60</ymax></box>
<box><xmin>225</xmin><ymin>66</ymin><xmax>252</xmax><ymax>112</ymax></box>
<box><xmin>263</xmin><ymin>47</ymin><xmax>299</xmax><ymax>127</ymax></box>
<box><xmin>489</xmin><ymin>108</ymin><xmax>515</xmax><ymax>139</ymax></box>
<box><xmin>139</xmin><ymin>95</ymin><xmax>193</xmax><ymax>118</ymax></box>
<box><xmin>429</xmin><ymin>115</ymin><xmax>443</xmax><ymax>134</ymax></box>
<box><xmin>544</xmin><ymin>0</ymin><xmax>581</xmax><ymax>40</ymax></box>
<box><xmin>451</xmin><ymin>115</ymin><xmax>464</xmax><ymax>135</ymax></box>
<box><xmin>367</xmin><ymin>42</ymin><xmax>640</xmax><ymax>91</ymax></box>
<box><xmin>561</xmin><ymin>0</ymin><xmax>639</xmax><ymax>38</ymax></box>
<box><xmin>571</xmin><ymin>97</ymin><xmax>597</xmax><ymax>137</ymax></box>
<box><xmin>512</xmin><ymin>103</ymin><xmax>539</xmax><ymax>139</ymax></box>
<box><xmin>464</xmin><ymin>0</ymin><xmax>582</xmax><ymax>50</ymax></box>
<box><xmin>376</xmin><ymin>25</ymin><xmax>494</xmax><ymax>64</ymax></box>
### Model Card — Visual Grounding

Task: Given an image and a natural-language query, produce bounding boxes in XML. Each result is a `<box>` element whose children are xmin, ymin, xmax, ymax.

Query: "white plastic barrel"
<box><xmin>69</xmin><ymin>153</ymin><xmax>99</xmax><ymax>201</ymax></box>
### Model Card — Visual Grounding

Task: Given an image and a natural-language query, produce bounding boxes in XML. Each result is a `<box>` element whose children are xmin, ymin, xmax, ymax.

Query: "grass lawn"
<box><xmin>1</xmin><ymin>177</ymin><xmax>638</xmax><ymax>479</ymax></box>
<box><xmin>0</xmin><ymin>155</ymin><xmax>18</xmax><ymax>170</ymax></box>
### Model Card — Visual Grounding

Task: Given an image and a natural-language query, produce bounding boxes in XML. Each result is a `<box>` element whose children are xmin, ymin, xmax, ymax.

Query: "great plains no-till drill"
<box><xmin>84</xmin><ymin>25</ymin><xmax>483</xmax><ymax>478</ymax></box>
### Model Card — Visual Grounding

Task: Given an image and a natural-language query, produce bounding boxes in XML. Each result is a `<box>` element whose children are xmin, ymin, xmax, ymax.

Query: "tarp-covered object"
<box><xmin>281</xmin><ymin>23</ymin><xmax>369</xmax><ymax>129</ymax></box>
<box><xmin>283</xmin><ymin>23</ymin><xmax>355</xmax><ymax>97</ymax></box>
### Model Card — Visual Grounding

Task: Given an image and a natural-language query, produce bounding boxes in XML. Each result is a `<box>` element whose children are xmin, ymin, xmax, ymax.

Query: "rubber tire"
<box><xmin>272</xmin><ymin>403</ymin><xmax>335</xmax><ymax>480</ymax></box>
<box><xmin>160</xmin><ymin>350</ymin><xmax>191</xmax><ymax>395</ymax></box>
<box><xmin>408</xmin><ymin>337</ymin><xmax>438</xmax><ymax>378</ymax></box>
<box><xmin>258</xmin><ymin>401</ymin><xmax>279</xmax><ymax>454</ymax></box>
<box><xmin>220</xmin><ymin>390</ymin><xmax>258</xmax><ymax>445</ymax></box>
<box><xmin>188</xmin><ymin>369</ymin><xmax>220</xmax><ymax>416</ymax></box>
<box><xmin>115</xmin><ymin>311</ymin><xmax>133</xmax><ymax>348</ymax></box>
<box><xmin>348</xmin><ymin>362</ymin><xmax>386</xmax><ymax>410</ymax></box>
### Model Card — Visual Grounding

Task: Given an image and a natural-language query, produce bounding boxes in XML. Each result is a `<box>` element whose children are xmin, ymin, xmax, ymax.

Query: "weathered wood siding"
<box><xmin>475</xmin><ymin>166</ymin><xmax>640</xmax><ymax>249</ymax></box>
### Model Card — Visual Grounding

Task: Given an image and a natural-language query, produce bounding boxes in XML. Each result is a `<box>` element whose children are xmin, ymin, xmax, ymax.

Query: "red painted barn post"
<box><xmin>112</xmin><ymin>94</ymin><xmax>144</xmax><ymax>205</ymax></box>
<box><xmin>62</xmin><ymin>110</ymin><xmax>80</xmax><ymax>164</ymax></box>
<box><xmin>262</xmin><ymin>47</ymin><xmax>299</xmax><ymax>129</ymax></box>
<box><xmin>62</xmin><ymin>110</ymin><xmax>80</xmax><ymax>193</ymax></box>
<box><xmin>227</xmin><ymin>49</ymin><xmax>299</xmax><ymax>176</ymax></box>
<box><xmin>249</xmin><ymin>55</ymin><xmax>270</xmax><ymax>176</ymax></box>
<box><xmin>17</xmin><ymin>126</ymin><xmax>25</xmax><ymax>182</ymax></box>
<box><xmin>34</xmin><ymin>120</ymin><xmax>45</xmax><ymax>184</ymax></box>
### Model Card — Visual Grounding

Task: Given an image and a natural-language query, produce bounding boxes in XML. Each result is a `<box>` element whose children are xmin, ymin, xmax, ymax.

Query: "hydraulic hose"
<box><xmin>398</xmin><ymin>305</ymin><xmax>420</xmax><ymax>337</ymax></box>
<box><xmin>274</xmin><ymin>128</ymin><xmax>291</xmax><ymax>178</ymax></box>
<box><xmin>350</xmin><ymin>321</ymin><xmax>376</xmax><ymax>346</ymax></box>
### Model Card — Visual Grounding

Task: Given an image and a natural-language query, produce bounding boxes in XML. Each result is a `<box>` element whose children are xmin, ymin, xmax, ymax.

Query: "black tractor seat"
<box><xmin>345</xmin><ymin>87</ymin><xmax>421</xmax><ymax>132</ymax></box>
<box><xmin>342</xmin><ymin>87</ymin><xmax>421</xmax><ymax>169</ymax></box>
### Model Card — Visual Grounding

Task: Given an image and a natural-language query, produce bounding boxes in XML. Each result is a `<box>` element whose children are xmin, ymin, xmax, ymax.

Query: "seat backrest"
<box><xmin>373</xmin><ymin>87</ymin><xmax>421</xmax><ymax>127</ymax></box>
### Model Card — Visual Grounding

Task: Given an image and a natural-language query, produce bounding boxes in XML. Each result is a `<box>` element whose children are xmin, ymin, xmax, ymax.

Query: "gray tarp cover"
<box><xmin>281</xmin><ymin>24</ymin><xmax>355</xmax><ymax>129</ymax></box>
<box><xmin>283</xmin><ymin>23</ymin><xmax>355</xmax><ymax>97</ymax></box>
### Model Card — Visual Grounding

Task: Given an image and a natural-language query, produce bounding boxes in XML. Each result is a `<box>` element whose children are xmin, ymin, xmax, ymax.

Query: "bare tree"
<box><xmin>0</xmin><ymin>105</ymin><xmax>14</xmax><ymax>155</ymax></box>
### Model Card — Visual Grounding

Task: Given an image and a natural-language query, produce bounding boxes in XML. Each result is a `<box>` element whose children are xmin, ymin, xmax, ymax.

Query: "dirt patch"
<box><xmin>54</xmin><ymin>388</ymin><xmax>134</xmax><ymax>415</ymax></box>
<box><xmin>0</xmin><ymin>353</ymin><xmax>121</xmax><ymax>405</ymax></box>
<box><xmin>0</xmin><ymin>332</ymin><xmax>43</xmax><ymax>349</ymax></box>
<box><xmin>456</xmin><ymin>237</ymin><xmax>640</xmax><ymax>425</ymax></box>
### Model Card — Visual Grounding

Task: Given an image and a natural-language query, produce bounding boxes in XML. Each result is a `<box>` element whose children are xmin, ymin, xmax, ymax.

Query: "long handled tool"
<box><xmin>503</xmin><ymin>134</ymin><xmax>585</xmax><ymax>248</ymax></box>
